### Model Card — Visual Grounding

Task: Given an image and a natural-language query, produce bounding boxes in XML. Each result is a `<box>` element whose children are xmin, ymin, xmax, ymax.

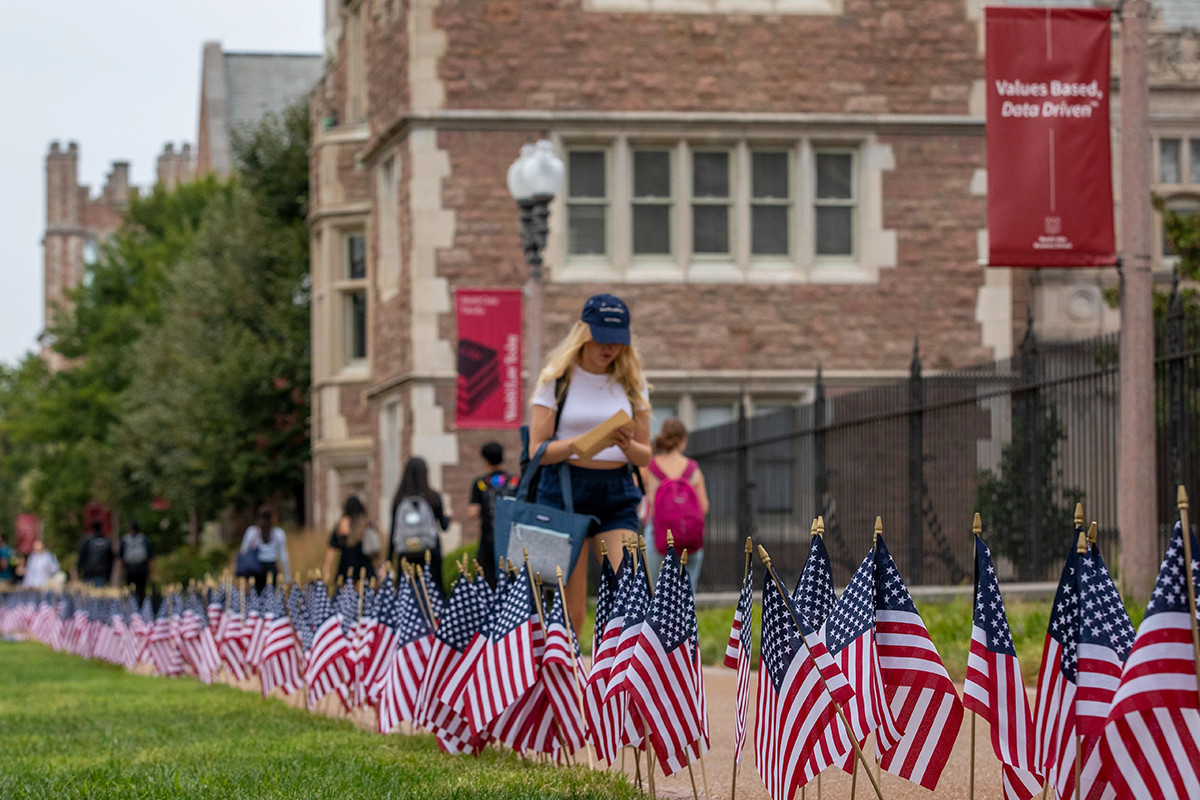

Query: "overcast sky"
<box><xmin>0</xmin><ymin>1</ymin><xmax>323</xmax><ymax>367</ymax></box>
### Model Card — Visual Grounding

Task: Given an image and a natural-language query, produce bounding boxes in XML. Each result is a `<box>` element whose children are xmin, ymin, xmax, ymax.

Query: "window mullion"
<box><xmin>613</xmin><ymin>137</ymin><xmax>630</xmax><ymax>275</ymax></box>
<box><xmin>735</xmin><ymin>141</ymin><xmax>751</xmax><ymax>274</ymax></box>
<box><xmin>798</xmin><ymin>139</ymin><xmax>814</xmax><ymax>275</ymax></box>
<box><xmin>679</xmin><ymin>141</ymin><xmax>693</xmax><ymax>276</ymax></box>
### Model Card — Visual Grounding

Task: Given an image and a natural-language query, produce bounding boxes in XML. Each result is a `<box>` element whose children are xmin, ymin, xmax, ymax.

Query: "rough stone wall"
<box><xmin>433</xmin><ymin>0</ymin><xmax>981</xmax><ymax>114</ymax></box>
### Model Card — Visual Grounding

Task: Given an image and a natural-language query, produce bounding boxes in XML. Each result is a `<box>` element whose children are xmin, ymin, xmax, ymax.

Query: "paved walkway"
<box><xmin>610</xmin><ymin>666</ymin><xmax>1019</xmax><ymax>800</ymax></box>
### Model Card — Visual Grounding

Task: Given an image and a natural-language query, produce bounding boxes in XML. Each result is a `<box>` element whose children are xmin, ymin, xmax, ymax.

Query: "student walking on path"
<box><xmin>528</xmin><ymin>293</ymin><xmax>652</xmax><ymax>633</ymax></box>
<box><xmin>641</xmin><ymin>418</ymin><xmax>709</xmax><ymax>593</ymax></box>
<box><xmin>119</xmin><ymin>521</ymin><xmax>154</xmax><ymax>604</ymax></box>
<box><xmin>239</xmin><ymin>507</ymin><xmax>291</xmax><ymax>592</ymax></box>
<box><xmin>389</xmin><ymin>457</ymin><xmax>451</xmax><ymax>586</ymax></box>
<box><xmin>466</xmin><ymin>442</ymin><xmax>515</xmax><ymax>588</ymax></box>
<box><xmin>324</xmin><ymin>495</ymin><xmax>380</xmax><ymax>583</ymax></box>
<box><xmin>76</xmin><ymin>522</ymin><xmax>114</xmax><ymax>588</ymax></box>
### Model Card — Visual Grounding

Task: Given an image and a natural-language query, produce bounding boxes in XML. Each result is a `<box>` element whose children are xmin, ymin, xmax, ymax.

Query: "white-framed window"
<box><xmin>1161</xmin><ymin>138</ymin><xmax>1183</xmax><ymax>185</ymax></box>
<box><xmin>567</xmin><ymin>150</ymin><xmax>608</xmax><ymax>256</ymax></box>
<box><xmin>557</xmin><ymin>136</ymin><xmax>875</xmax><ymax>282</ymax></box>
<box><xmin>691</xmin><ymin>150</ymin><xmax>733</xmax><ymax>256</ymax></box>
<box><xmin>632</xmin><ymin>149</ymin><xmax>672</xmax><ymax>256</ymax></box>
<box><xmin>751</xmin><ymin>150</ymin><xmax>792</xmax><ymax>257</ymax></box>
<box><xmin>814</xmin><ymin>149</ymin><xmax>856</xmax><ymax>259</ymax></box>
<box><xmin>340</xmin><ymin>230</ymin><xmax>368</xmax><ymax>366</ymax></box>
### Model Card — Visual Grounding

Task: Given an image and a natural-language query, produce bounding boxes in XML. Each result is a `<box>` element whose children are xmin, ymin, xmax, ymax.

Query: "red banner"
<box><xmin>986</xmin><ymin>7</ymin><xmax>1116</xmax><ymax>267</ymax></box>
<box><xmin>455</xmin><ymin>289</ymin><xmax>523</xmax><ymax>429</ymax></box>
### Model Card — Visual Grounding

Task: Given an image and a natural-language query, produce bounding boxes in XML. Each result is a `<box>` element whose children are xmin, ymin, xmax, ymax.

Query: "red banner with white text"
<box><xmin>985</xmin><ymin>7</ymin><xmax>1116</xmax><ymax>267</ymax></box>
<box><xmin>455</xmin><ymin>288</ymin><xmax>523</xmax><ymax>429</ymax></box>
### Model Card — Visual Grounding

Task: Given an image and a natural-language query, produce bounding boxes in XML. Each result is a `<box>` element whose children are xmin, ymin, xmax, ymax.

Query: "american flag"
<box><xmin>964</xmin><ymin>535</ymin><xmax>1044</xmax><ymax>800</ymax></box>
<box><xmin>724</xmin><ymin>551</ymin><xmax>754</xmax><ymax>767</ymax></box>
<box><xmin>584</xmin><ymin>550</ymin><xmax>644</xmax><ymax>765</ymax></box>
<box><xmin>794</xmin><ymin>532</ymin><xmax>836</xmax><ymax>630</ymax></box>
<box><xmin>584</xmin><ymin>553</ymin><xmax>624</xmax><ymax>764</ymax></box>
<box><xmin>416</xmin><ymin>574</ymin><xmax>487</xmax><ymax>754</ymax></box>
<box><xmin>259</xmin><ymin>586</ymin><xmax>302</xmax><ymax>698</ymax></box>
<box><xmin>623</xmin><ymin>545</ymin><xmax>706</xmax><ymax>777</ymax></box>
<box><xmin>377</xmin><ymin>573</ymin><xmax>434</xmax><ymax>734</ymax></box>
<box><xmin>303</xmin><ymin>581</ymin><xmax>351</xmax><ymax>711</ymax></box>
<box><xmin>206</xmin><ymin>585</ymin><xmax>223</xmax><ymax>635</ymax></box>
<box><xmin>872</xmin><ymin>537</ymin><xmax>963</xmax><ymax>790</ymax></box>
<box><xmin>540</xmin><ymin>588</ymin><xmax>588</xmax><ymax>757</ymax></box>
<box><xmin>755</xmin><ymin>569</ymin><xmax>855</xmax><ymax>800</ymax></box>
<box><xmin>1034</xmin><ymin>535</ymin><xmax>1135</xmax><ymax>800</ymax></box>
<box><xmin>824</xmin><ymin>544</ymin><xmax>904</xmax><ymax>769</ymax></box>
<box><xmin>241</xmin><ymin>585</ymin><xmax>264</xmax><ymax>675</ymax></box>
<box><xmin>602</xmin><ymin>553</ymin><xmax>652</xmax><ymax>705</ymax></box>
<box><xmin>460</xmin><ymin>562</ymin><xmax>540</xmax><ymax>735</ymax></box>
<box><xmin>1100</xmin><ymin>522</ymin><xmax>1200</xmax><ymax>800</ymax></box>
<box><xmin>488</xmin><ymin>601</ymin><xmax>550</xmax><ymax>755</ymax></box>
<box><xmin>217</xmin><ymin>583</ymin><xmax>248</xmax><ymax>681</ymax></box>
<box><xmin>363</xmin><ymin>574</ymin><xmax>399</xmax><ymax>706</ymax></box>
<box><xmin>179</xmin><ymin>592</ymin><xmax>221</xmax><ymax>684</ymax></box>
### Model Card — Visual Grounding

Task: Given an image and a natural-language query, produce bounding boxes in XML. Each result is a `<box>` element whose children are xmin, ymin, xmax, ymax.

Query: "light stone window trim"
<box><xmin>551</xmin><ymin>133</ymin><xmax>895</xmax><ymax>284</ymax></box>
<box><xmin>338</xmin><ymin>227</ymin><xmax>369</xmax><ymax>372</ymax></box>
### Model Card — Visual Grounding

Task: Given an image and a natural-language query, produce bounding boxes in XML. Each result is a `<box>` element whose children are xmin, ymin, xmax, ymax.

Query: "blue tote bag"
<box><xmin>494</xmin><ymin>442</ymin><xmax>597</xmax><ymax>582</ymax></box>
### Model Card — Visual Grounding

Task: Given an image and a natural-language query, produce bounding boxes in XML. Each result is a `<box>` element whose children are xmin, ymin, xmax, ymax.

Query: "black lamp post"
<box><xmin>507</xmin><ymin>140</ymin><xmax>564</xmax><ymax>402</ymax></box>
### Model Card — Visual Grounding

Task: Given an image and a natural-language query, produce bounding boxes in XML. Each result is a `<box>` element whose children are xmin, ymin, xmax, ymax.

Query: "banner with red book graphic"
<box><xmin>455</xmin><ymin>289</ymin><xmax>522</xmax><ymax>429</ymax></box>
<box><xmin>985</xmin><ymin>7</ymin><xmax>1116</xmax><ymax>267</ymax></box>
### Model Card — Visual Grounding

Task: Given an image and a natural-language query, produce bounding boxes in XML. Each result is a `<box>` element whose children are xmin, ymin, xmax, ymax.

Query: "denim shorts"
<box><xmin>536</xmin><ymin>463</ymin><xmax>643</xmax><ymax>536</ymax></box>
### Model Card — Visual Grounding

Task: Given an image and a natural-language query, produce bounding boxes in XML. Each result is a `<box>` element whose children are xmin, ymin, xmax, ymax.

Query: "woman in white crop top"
<box><xmin>529</xmin><ymin>293</ymin><xmax>651</xmax><ymax>632</ymax></box>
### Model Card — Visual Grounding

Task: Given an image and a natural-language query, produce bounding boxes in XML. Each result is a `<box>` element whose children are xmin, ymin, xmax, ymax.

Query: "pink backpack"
<box><xmin>648</xmin><ymin>458</ymin><xmax>705</xmax><ymax>554</ymax></box>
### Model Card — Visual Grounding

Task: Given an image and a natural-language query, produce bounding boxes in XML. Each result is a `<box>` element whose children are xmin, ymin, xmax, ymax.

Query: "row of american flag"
<box><xmin>0</xmin><ymin>539</ymin><xmax>713</xmax><ymax>781</ymax></box>
<box><xmin>1</xmin><ymin>506</ymin><xmax>1197</xmax><ymax>800</ymax></box>
<box><xmin>722</xmin><ymin>510</ymin><xmax>1200</xmax><ymax>800</ymax></box>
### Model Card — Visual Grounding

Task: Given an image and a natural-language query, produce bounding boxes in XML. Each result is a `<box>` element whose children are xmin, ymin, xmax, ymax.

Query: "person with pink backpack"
<box><xmin>641</xmin><ymin>418</ymin><xmax>709</xmax><ymax>592</ymax></box>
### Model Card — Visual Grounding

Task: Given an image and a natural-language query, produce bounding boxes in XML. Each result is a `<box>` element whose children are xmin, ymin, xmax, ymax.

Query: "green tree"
<box><xmin>975</xmin><ymin>397</ymin><xmax>1084</xmax><ymax>581</ymax></box>
<box><xmin>0</xmin><ymin>100</ymin><xmax>311</xmax><ymax>560</ymax></box>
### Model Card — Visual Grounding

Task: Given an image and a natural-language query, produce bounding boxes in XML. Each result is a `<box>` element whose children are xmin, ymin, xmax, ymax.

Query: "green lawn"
<box><xmin>690</xmin><ymin>599</ymin><xmax>1076</xmax><ymax>684</ymax></box>
<box><xmin>0</xmin><ymin>642</ymin><xmax>638</xmax><ymax>800</ymax></box>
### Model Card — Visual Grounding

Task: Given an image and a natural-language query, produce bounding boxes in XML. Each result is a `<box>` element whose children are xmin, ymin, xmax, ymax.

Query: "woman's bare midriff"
<box><xmin>568</xmin><ymin>457</ymin><xmax>629</xmax><ymax>470</ymax></box>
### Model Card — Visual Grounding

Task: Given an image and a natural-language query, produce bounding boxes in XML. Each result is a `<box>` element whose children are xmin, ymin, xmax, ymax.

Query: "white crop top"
<box><xmin>532</xmin><ymin>366</ymin><xmax>649</xmax><ymax>463</ymax></box>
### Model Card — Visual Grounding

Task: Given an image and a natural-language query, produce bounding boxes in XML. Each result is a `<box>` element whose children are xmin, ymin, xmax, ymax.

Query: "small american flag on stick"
<box><xmin>964</xmin><ymin>533</ymin><xmax>1044</xmax><ymax>800</ymax></box>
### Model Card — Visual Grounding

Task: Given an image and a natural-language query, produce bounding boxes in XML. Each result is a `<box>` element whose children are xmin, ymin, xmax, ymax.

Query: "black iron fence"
<box><xmin>689</xmin><ymin>288</ymin><xmax>1200</xmax><ymax>593</ymax></box>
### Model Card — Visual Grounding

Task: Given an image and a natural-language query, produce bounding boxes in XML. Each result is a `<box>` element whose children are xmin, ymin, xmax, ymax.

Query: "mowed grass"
<box><xmin>0</xmin><ymin>642</ymin><xmax>639</xmax><ymax>800</ymax></box>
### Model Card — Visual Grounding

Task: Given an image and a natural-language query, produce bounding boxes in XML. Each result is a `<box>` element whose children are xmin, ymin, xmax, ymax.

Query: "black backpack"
<box><xmin>80</xmin><ymin>535</ymin><xmax>112</xmax><ymax>576</ymax></box>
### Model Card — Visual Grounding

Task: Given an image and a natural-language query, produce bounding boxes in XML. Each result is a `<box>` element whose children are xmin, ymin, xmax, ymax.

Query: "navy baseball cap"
<box><xmin>581</xmin><ymin>294</ymin><xmax>631</xmax><ymax>345</ymax></box>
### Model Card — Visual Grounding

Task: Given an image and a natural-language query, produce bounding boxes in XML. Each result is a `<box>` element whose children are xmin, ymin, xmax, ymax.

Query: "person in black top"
<box><xmin>76</xmin><ymin>521</ymin><xmax>114</xmax><ymax>587</ymax></box>
<box><xmin>119</xmin><ymin>520</ymin><xmax>154</xmax><ymax>604</ymax></box>
<box><xmin>467</xmin><ymin>442</ymin><xmax>515</xmax><ymax>587</ymax></box>
<box><xmin>389</xmin><ymin>457</ymin><xmax>451</xmax><ymax>588</ymax></box>
<box><xmin>323</xmin><ymin>495</ymin><xmax>378</xmax><ymax>583</ymax></box>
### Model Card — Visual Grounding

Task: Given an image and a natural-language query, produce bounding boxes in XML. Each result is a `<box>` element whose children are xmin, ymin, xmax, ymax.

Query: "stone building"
<box><xmin>41</xmin><ymin>144</ymin><xmax>131</xmax><ymax>368</ymax></box>
<box><xmin>307</xmin><ymin>0</ymin><xmax>1198</xmax><ymax>551</ymax></box>
<box><xmin>42</xmin><ymin>42</ymin><xmax>321</xmax><ymax>367</ymax></box>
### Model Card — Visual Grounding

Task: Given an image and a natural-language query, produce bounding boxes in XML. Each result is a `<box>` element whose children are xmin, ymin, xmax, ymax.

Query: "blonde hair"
<box><xmin>534</xmin><ymin>320</ymin><xmax>650</xmax><ymax>410</ymax></box>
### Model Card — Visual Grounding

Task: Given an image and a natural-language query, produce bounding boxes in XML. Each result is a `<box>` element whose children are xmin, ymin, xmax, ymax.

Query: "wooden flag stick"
<box><xmin>731</xmin><ymin>535</ymin><xmax>753</xmax><ymax>800</ymax></box>
<box><xmin>557</xmin><ymin>566</ymin><xmax>595</xmax><ymax>770</ymax></box>
<box><xmin>521</xmin><ymin>548</ymin><xmax>545</xmax><ymax>627</ymax></box>
<box><xmin>758</xmin><ymin>544</ymin><xmax>884</xmax><ymax>800</ymax></box>
<box><xmin>413</xmin><ymin>566</ymin><xmax>439</xmax><ymax>630</ymax></box>
<box><xmin>1177</xmin><ymin>486</ymin><xmax>1200</xmax><ymax>698</ymax></box>
<box><xmin>686</xmin><ymin>760</ymin><xmax>699</xmax><ymax>800</ymax></box>
<box><xmin>851</xmin><ymin>757</ymin><xmax>858</xmax><ymax>800</ymax></box>
<box><xmin>1074</xmin><ymin>519</ymin><xmax>1087</xmax><ymax>800</ymax></box>
<box><xmin>969</xmin><ymin>512</ymin><xmax>981</xmax><ymax>800</ymax></box>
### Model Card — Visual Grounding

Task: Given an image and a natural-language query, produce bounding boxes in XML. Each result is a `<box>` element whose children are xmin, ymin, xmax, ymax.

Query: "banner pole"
<box><xmin>758</xmin><ymin>545</ymin><xmax>883</xmax><ymax>800</ymax></box>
